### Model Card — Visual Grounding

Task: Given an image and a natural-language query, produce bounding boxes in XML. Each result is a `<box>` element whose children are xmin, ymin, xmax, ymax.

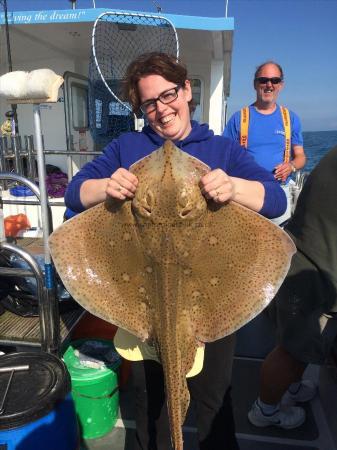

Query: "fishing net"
<box><xmin>89</xmin><ymin>11</ymin><xmax>179</xmax><ymax>149</ymax></box>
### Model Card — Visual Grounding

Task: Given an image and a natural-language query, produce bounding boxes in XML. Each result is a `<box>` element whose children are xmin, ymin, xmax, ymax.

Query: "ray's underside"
<box><xmin>49</xmin><ymin>141</ymin><xmax>295</xmax><ymax>450</ymax></box>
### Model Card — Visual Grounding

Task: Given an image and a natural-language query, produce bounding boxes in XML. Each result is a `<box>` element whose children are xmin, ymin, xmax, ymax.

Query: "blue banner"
<box><xmin>0</xmin><ymin>8</ymin><xmax>233</xmax><ymax>31</ymax></box>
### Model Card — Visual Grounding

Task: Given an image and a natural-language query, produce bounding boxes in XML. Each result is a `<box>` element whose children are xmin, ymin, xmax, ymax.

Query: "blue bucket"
<box><xmin>0</xmin><ymin>352</ymin><xmax>79</xmax><ymax>450</ymax></box>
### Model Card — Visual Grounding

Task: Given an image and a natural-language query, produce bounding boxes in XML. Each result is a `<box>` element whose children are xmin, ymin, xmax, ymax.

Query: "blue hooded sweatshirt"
<box><xmin>65</xmin><ymin>121</ymin><xmax>286</xmax><ymax>218</ymax></box>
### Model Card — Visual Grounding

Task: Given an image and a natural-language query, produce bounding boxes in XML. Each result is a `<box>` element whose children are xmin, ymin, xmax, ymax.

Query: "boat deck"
<box><xmin>0</xmin><ymin>308</ymin><xmax>84</xmax><ymax>347</ymax></box>
<box><xmin>81</xmin><ymin>357</ymin><xmax>337</xmax><ymax>450</ymax></box>
<box><xmin>0</xmin><ymin>237</ymin><xmax>85</xmax><ymax>348</ymax></box>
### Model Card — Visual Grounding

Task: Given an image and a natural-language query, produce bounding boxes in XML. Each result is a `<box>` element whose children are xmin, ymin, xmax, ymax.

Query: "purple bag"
<box><xmin>46</xmin><ymin>171</ymin><xmax>68</xmax><ymax>198</ymax></box>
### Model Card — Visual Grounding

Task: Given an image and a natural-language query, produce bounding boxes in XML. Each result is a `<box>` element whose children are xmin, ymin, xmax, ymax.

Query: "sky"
<box><xmin>4</xmin><ymin>0</ymin><xmax>337</xmax><ymax>131</ymax></box>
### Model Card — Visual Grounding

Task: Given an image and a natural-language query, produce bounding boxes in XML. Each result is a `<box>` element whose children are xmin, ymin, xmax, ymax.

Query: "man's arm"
<box><xmin>274</xmin><ymin>145</ymin><xmax>306</xmax><ymax>182</ymax></box>
<box><xmin>291</xmin><ymin>145</ymin><xmax>306</xmax><ymax>171</ymax></box>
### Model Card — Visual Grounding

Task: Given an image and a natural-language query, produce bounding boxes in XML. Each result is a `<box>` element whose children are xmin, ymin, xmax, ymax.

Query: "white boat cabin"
<box><xmin>0</xmin><ymin>6</ymin><xmax>234</xmax><ymax>229</ymax></box>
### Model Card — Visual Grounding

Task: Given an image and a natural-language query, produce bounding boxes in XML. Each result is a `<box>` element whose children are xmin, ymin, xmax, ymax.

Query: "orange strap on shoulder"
<box><xmin>240</xmin><ymin>105</ymin><xmax>291</xmax><ymax>161</ymax></box>
<box><xmin>240</xmin><ymin>106</ymin><xmax>249</xmax><ymax>148</ymax></box>
<box><xmin>280</xmin><ymin>106</ymin><xmax>291</xmax><ymax>163</ymax></box>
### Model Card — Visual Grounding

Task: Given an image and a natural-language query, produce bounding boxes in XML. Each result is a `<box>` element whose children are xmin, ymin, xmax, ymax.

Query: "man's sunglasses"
<box><xmin>255</xmin><ymin>77</ymin><xmax>283</xmax><ymax>85</ymax></box>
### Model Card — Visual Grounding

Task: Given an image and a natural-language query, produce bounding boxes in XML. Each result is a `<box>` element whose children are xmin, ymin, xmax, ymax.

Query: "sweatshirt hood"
<box><xmin>141</xmin><ymin>120</ymin><xmax>214</xmax><ymax>148</ymax></box>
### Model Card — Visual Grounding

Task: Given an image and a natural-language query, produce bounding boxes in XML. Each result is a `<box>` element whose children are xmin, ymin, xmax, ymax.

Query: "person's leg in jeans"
<box><xmin>132</xmin><ymin>335</ymin><xmax>239</xmax><ymax>450</ymax></box>
<box><xmin>132</xmin><ymin>359</ymin><xmax>172</xmax><ymax>450</ymax></box>
<box><xmin>188</xmin><ymin>333</ymin><xmax>239</xmax><ymax>450</ymax></box>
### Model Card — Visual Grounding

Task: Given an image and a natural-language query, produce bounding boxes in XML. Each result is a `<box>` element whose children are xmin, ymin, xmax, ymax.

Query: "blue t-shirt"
<box><xmin>223</xmin><ymin>105</ymin><xmax>303</xmax><ymax>177</ymax></box>
<box><xmin>65</xmin><ymin>121</ymin><xmax>286</xmax><ymax>219</ymax></box>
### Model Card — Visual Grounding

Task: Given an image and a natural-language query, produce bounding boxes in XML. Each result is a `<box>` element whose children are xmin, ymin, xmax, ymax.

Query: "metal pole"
<box><xmin>33</xmin><ymin>106</ymin><xmax>51</xmax><ymax>263</ymax></box>
<box><xmin>25</xmin><ymin>135</ymin><xmax>37</xmax><ymax>182</ymax></box>
<box><xmin>11</xmin><ymin>135</ymin><xmax>22</xmax><ymax>175</ymax></box>
<box><xmin>2</xmin><ymin>0</ymin><xmax>19</xmax><ymax>135</ymax></box>
<box><xmin>3</xmin><ymin>0</ymin><xmax>12</xmax><ymax>71</ymax></box>
<box><xmin>33</xmin><ymin>106</ymin><xmax>59</xmax><ymax>354</ymax></box>
<box><xmin>0</xmin><ymin>139</ymin><xmax>8</xmax><ymax>189</ymax></box>
<box><xmin>69</xmin><ymin>0</ymin><xmax>76</xmax><ymax>10</ymax></box>
<box><xmin>152</xmin><ymin>1</ymin><xmax>162</xmax><ymax>13</ymax></box>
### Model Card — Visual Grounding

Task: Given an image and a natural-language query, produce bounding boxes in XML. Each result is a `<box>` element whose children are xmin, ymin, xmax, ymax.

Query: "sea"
<box><xmin>302</xmin><ymin>130</ymin><xmax>337</xmax><ymax>172</ymax></box>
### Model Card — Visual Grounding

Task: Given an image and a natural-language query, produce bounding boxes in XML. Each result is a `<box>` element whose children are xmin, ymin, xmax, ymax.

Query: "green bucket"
<box><xmin>63</xmin><ymin>339</ymin><xmax>121</xmax><ymax>439</ymax></box>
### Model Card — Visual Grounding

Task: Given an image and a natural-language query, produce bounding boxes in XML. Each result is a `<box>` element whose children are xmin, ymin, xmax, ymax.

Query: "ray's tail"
<box><xmin>158</xmin><ymin>326</ymin><xmax>198</xmax><ymax>450</ymax></box>
<box><xmin>155</xmin><ymin>233</ymin><xmax>199</xmax><ymax>450</ymax></box>
<box><xmin>161</xmin><ymin>349</ymin><xmax>189</xmax><ymax>450</ymax></box>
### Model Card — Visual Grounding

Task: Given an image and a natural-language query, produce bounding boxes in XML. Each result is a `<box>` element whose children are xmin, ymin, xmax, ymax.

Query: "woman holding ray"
<box><xmin>64</xmin><ymin>52</ymin><xmax>287</xmax><ymax>450</ymax></box>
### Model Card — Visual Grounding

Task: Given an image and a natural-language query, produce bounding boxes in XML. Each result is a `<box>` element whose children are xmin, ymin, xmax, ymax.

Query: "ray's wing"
<box><xmin>48</xmin><ymin>200</ymin><xmax>153</xmax><ymax>341</ymax></box>
<box><xmin>183</xmin><ymin>201</ymin><xmax>296</xmax><ymax>342</ymax></box>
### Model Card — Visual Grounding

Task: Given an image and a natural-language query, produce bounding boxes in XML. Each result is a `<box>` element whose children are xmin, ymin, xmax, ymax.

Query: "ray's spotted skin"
<box><xmin>49</xmin><ymin>140</ymin><xmax>295</xmax><ymax>450</ymax></box>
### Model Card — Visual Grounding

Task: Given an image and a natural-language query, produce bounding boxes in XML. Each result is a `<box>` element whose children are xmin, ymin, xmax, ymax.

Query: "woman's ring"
<box><xmin>117</xmin><ymin>185</ymin><xmax>122</xmax><ymax>192</ymax></box>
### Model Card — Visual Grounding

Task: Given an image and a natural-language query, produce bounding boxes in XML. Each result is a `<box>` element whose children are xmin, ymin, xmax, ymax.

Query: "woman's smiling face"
<box><xmin>138</xmin><ymin>74</ymin><xmax>192</xmax><ymax>142</ymax></box>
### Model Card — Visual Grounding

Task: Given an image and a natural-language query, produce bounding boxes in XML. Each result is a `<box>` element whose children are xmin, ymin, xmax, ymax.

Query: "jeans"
<box><xmin>132</xmin><ymin>333</ymin><xmax>239</xmax><ymax>450</ymax></box>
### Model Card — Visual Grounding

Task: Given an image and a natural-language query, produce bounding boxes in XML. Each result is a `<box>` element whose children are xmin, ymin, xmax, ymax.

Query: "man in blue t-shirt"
<box><xmin>223</xmin><ymin>61</ymin><xmax>306</xmax><ymax>225</ymax></box>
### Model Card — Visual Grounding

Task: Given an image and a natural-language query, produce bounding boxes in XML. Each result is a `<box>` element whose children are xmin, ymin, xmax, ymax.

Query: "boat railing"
<box><xmin>290</xmin><ymin>170</ymin><xmax>310</xmax><ymax>215</ymax></box>
<box><xmin>0</xmin><ymin>172</ymin><xmax>85</xmax><ymax>354</ymax></box>
<box><xmin>0</xmin><ymin>172</ymin><xmax>59</xmax><ymax>353</ymax></box>
<box><xmin>0</xmin><ymin>134</ymin><xmax>101</xmax><ymax>190</ymax></box>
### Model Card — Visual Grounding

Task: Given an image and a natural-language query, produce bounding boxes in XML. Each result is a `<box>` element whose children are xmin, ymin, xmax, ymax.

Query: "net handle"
<box><xmin>91</xmin><ymin>10</ymin><xmax>180</xmax><ymax>120</ymax></box>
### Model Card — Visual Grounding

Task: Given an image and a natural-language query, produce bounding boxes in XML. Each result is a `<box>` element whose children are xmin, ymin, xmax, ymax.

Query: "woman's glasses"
<box><xmin>255</xmin><ymin>77</ymin><xmax>283</xmax><ymax>85</ymax></box>
<box><xmin>140</xmin><ymin>85</ymin><xmax>182</xmax><ymax>114</ymax></box>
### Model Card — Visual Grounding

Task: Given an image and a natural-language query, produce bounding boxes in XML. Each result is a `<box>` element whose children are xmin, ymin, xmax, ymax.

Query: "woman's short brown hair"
<box><xmin>123</xmin><ymin>52</ymin><xmax>194</xmax><ymax>114</ymax></box>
